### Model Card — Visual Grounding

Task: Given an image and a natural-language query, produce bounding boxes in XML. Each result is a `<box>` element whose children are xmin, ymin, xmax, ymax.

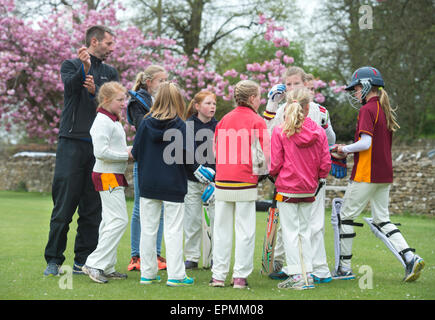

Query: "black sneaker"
<box><xmin>104</xmin><ymin>271</ymin><xmax>128</xmax><ymax>280</ymax></box>
<box><xmin>332</xmin><ymin>267</ymin><xmax>355</xmax><ymax>280</ymax></box>
<box><xmin>185</xmin><ymin>260</ymin><xmax>198</xmax><ymax>269</ymax></box>
<box><xmin>403</xmin><ymin>255</ymin><xmax>425</xmax><ymax>282</ymax></box>
<box><xmin>268</xmin><ymin>271</ymin><xmax>289</xmax><ymax>280</ymax></box>
<box><xmin>43</xmin><ymin>262</ymin><xmax>61</xmax><ymax>276</ymax></box>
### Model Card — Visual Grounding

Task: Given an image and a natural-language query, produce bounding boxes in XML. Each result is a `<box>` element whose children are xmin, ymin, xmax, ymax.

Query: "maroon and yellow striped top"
<box><xmin>350</xmin><ymin>96</ymin><xmax>393</xmax><ymax>183</ymax></box>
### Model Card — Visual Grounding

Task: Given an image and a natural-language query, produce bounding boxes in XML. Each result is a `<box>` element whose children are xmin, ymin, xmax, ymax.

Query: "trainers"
<box><xmin>82</xmin><ymin>265</ymin><xmax>108</xmax><ymax>284</ymax></box>
<box><xmin>127</xmin><ymin>256</ymin><xmax>140</xmax><ymax>271</ymax></box>
<box><xmin>403</xmin><ymin>255</ymin><xmax>425</xmax><ymax>282</ymax></box>
<box><xmin>268</xmin><ymin>271</ymin><xmax>289</xmax><ymax>280</ymax></box>
<box><xmin>278</xmin><ymin>274</ymin><xmax>314</xmax><ymax>290</ymax></box>
<box><xmin>232</xmin><ymin>278</ymin><xmax>248</xmax><ymax>289</ymax></box>
<box><xmin>43</xmin><ymin>262</ymin><xmax>61</xmax><ymax>277</ymax></box>
<box><xmin>104</xmin><ymin>271</ymin><xmax>128</xmax><ymax>280</ymax></box>
<box><xmin>140</xmin><ymin>275</ymin><xmax>161</xmax><ymax>284</ymax></box>
<box><xmin>209</xmin><ymin>278</ymin><xmax>225</xmax><ymax>287</ymax></box>
<box><xmin>332</xmin><ymin>267</ymin><xmax>355</xmax><ymax>280</ymax></box>
<box><xmin>311</xmin><ymin>274</ymin><xmax>332</xmax><ymax>284</ymax></box>
<box><xmin>73</xmin><ymin>262</ymin><xmax>84</xmax><ymax>275</ymax></box>
<box><xmin>184</xmin><ymin>260</ymin><xmax>198</xmax><ymax>269</ymax></box>
<box><xmin>157</xmin><ymin>255</ymin><xmax>167</xmax><ymax>270</ymax></box>
<box><xmin>166</xmin><ymin>276</ymin><xmax>194</xmax><ymax>287</ymax></box>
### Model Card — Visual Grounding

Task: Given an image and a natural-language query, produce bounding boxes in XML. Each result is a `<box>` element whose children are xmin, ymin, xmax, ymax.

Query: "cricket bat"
<box><xmin>261</xmin><ymin>191</ymin><xmax>279</xmax><ymax>275</ymax></box>
<box><xmin>202</xmin><ymin>202</ymin><xmax>212</xmax><ymax>269</ymax></box>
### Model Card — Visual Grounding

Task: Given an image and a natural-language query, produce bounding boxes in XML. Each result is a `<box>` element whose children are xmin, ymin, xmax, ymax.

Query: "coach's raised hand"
<box><xmin>83</xmin><ymin>75</ymin><xmax>95</xmax><ymax>95</ymax></box>
<box><xmin>78</xmin><ymin>46</ymin><xmax>91</xmax><ymax>74</ymax></box>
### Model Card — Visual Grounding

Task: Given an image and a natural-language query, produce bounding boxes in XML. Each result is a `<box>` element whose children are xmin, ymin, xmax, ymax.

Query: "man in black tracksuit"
<box><xmin>43</xmin><ymin>25</ymin><xmax>119</xmax><ymax>276</ymax></box>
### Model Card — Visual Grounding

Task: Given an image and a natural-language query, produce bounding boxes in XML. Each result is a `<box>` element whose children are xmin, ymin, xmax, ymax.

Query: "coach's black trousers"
<box><xmin>44</xmin><ymin>137</ymin><xmax>102</xmax><ymax>265</ymax></box>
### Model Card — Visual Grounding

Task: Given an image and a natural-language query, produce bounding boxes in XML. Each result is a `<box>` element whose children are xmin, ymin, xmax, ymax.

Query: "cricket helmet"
<box><xmin>345</xmin><ymin>66</ymin><xmax>384</xmax><ymax>109</ymax></box>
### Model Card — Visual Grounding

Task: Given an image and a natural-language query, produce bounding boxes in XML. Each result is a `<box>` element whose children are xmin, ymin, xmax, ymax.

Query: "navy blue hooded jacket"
<box><xmin>131</xmin><ymin>115</ymin><xmax>199</xmax><ymax>202</ymax></box>
<box><xmin>185</xmin><ymin>115</ymin><xmax>217</xmax><ymax>182</ymax></box>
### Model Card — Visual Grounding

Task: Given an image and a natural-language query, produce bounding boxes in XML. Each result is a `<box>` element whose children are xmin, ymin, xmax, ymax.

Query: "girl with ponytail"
<box><xmin>127</xmin><ymin>65</ymin><xmax>168</xmax><ymax>273</ymax></box>
<box><xmin>335</xmin><ymin>66</ymin><xmax>424</xmax><ymax>282</ymax></box>
<box><xmin>269</xmin><ymin>87</ymin><xmax>331</xmax><ymax>290</ymax></box>
<box><xmin>211</xmin><ymin>80</ymin><xmax>270</xmax><ymax>289</ymax></box>
<box><xmin>183</xmin><ymin>91</ymin><xmax>218</xmax><ymax>270</ymax></box>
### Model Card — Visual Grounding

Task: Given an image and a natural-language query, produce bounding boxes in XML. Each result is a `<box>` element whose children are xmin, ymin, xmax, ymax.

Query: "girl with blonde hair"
<box><xmin>211</xmin><ymin>80</ymin><xmax>270</xmax><ymax>289</ymax></box>
<box><xmin>131</xmin><ymin>82</ymin><xmax>215</xmax><ymax>286</ymax></box>
<box><xmin>82</xmin><ymin>82</ymin><xmax>133</xmax><ymax>283</ymax></box>
<box><xmin>334</xmin><ymin>66</ymin><xmax>424</xmax><ymax>282</ymax></box>
<box><xmin>269</xmin><ymin>87</ymin><xmax>331</xmax><ymax>290</ymax></box>
<box><xmin>264</xmin><ymin>66</ymin><xmax>337</xmax><ymax>284</ymax></box>
<box><xmin>127</xmin><ymin>65</ymin><xmax>168</xmax><ymax>273</ymax></box>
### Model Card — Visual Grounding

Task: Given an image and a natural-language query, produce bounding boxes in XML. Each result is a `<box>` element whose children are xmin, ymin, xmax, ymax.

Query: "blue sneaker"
<box><xmin>332</xmin><ymin>267</ymin><xmax>355</xmax><ymax>280</ymax></box>
<box><xmin>43</xmin><ymin>262</ymin><xmax>61</xmax><ymax>276</ymax></box>
<box><xmin>311</xmin><ymin>274</ymin><xmax>332</xmax><ymax>283</ymax></box>
<box><xmin>166</xmin><ymin>276</ymin><xmax>194</xmax><ymax>287</ymax></box>
<box><xmin>73</xmin><ymin>262</ymin><xmax>85</xmax><ymax>275</ymax></box>
<box><xmin>403</xmin><ymin>255</ymin><xmax>425</xmax><ymax>282</ymax></box>
<box><xmin>140</xmin><ymin>275</ymin><xmax>161</xmax><ymax>284</ymax></box>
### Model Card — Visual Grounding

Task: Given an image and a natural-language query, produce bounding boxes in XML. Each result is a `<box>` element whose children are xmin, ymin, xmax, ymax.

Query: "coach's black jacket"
<box><xmin>58</xmin><ymin>54</ymin><xmax>119</xmax><ymax>140</ymax></box>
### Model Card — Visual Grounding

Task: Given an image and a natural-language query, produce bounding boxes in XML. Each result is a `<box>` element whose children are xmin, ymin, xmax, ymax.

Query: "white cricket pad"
<box><xmin>363</xmin><ymin>217</ymin><xmax>406</xmax><ymax>268</ymax></box>
<box><xmin>331</xmin><ymin>198</ymin><xmax>343</xmax><ymax>273</ymax></box>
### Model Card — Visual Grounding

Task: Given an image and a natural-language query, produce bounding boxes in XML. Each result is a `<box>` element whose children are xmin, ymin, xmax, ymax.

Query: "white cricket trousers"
<box><xmin>85</xmin><ymin>187</ymin><xmax>128</xmax><ymax>274</ymax></box>
<box><xmin>275</xmin><ymin>187</ymin><xmax>330</xmax><ymax>277</ymax></box>
<box><xmin>184</xmin><ymin>180</ymin><xmax>215</xmax><ymax>262</ymax></box>
<box><xmin>140</xmin><ymin>197</ymin><xmax>186</xmax><ymax>280</ymax></box>
<box><xmin>278</xmin><ymin>201</ymin><xmax>314</xmax><ymax>276</ymax></box>
<box><xmin>212</xmin><ymin>200</ymin><xmax>256</xmax><ymax>281</ymax></box>
<box><xmin>340</xmin><ymin>182</ymin><xmax>410</xmax><ymax>269</ymax></box>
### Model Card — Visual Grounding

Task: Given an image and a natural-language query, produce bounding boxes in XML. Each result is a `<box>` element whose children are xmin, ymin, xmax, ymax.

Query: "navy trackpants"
<box><xmin>44</xmin><ymin>137</ymin><xmax>102</xmax><ymax>265</ymax></box>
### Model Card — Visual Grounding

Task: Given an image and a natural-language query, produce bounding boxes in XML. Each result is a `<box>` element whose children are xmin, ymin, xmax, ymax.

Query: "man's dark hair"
<box><xmin>85</xmin><ymin>25</ymin><xmax>114</xmax><ymax>47</ymax></box>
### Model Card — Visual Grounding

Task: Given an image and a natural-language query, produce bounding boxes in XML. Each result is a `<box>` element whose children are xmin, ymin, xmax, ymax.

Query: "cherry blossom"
<box><xmin>0</xmin><ymin>0</ymin><xmax>340</xmax><ymax>144</ymax></box>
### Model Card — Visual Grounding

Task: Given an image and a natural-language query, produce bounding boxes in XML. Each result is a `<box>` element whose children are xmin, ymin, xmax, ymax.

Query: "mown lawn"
<box><xmin>0</xmin><ymin>190</ymin><xmax>434</xmax><ymax>302</ymax></box>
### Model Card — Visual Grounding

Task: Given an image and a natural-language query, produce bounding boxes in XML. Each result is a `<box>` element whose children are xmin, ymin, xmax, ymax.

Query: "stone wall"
<box><xmin>0</xmin><ymin>151</ymin><xmax>136</xmax><ymax>198</ymax></box>
<box><xmin>1</xmin><ymin>141</ymin><xmax>434</xmax><ymax>216</ymax></box>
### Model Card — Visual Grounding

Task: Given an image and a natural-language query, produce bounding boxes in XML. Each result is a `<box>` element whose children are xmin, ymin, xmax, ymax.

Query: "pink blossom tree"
<box><xmin>0</xmin><ymin>0</ymin><xmax>342</xmax><ymax>144</ymax></box>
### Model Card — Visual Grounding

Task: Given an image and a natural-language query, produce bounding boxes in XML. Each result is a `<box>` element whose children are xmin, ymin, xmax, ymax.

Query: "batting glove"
<box><xmin>201</xmin><ymin>183</ymin><xmax>215</xmax><ymax>203</ymax></box>
<box><xmin>194</xmin><ymin>165</ymin><xmax>215</xmax><ymax>184</ymax></box>
<box><xmin>266</xmin><ymin>83</ymin><xmax>286</xmax><ymax>112</ymax></box>
<box><xmin>330</xmin><ymin>156</ymin><xmax>347</xmax><ymax>179</ymax></box>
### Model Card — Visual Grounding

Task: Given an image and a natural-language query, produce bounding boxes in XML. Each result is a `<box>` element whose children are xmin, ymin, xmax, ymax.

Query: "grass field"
<box><xmin>0</xmin><ymin>190</ymin><xmax>434</xmax><ymax>301</ymax></box>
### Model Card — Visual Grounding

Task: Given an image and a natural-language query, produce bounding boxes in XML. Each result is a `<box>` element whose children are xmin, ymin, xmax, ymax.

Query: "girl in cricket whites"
<box><xmin>131</xmin><ymin>82</ymin><xmax>215</xmax><ymax>287</ymax></box>
<box><xmin>82</xmin><ymin>82</ymin><xmax>133</xmax><ymax>284</ymax></box>
<box><xmin>211</xmin><ymin>80</ymin><xmax>270</xmax><ymax>289</ymax></box>
<box><xmin>264</xmin><ymin>66</ymin><xmax>338</xmax><ymax>284</ymax></box>
<box><xmin>183</xmin><ymin>90</ymin><xmax>218</xmax><ymax>270</ymax></box>
<box><xmin>269</xmin><ymin>87</ymin><xmax>331</xmax><ymax>290</ymax></box>
<box><xmin>333</xmin><ymin>66</ymin><xmax>425</xmax><ymax>282</ymax></box>
<box><xmin>127</xmin><ymin>65</ymin><xmax>168</xmax><ymax>273</ymax></box>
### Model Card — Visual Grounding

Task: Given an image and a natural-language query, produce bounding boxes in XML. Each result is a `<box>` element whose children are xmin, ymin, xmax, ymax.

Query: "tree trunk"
<box><xmin>183</xmin><ymin>0</ymin><xmax>204</xmax><ymax>56</ymax></box>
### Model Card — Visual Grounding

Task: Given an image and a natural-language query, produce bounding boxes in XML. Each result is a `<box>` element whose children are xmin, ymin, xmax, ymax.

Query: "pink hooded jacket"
<box><xmin>269</xmin><ymin>117</ymin><xmax>331</xmax><ymax>195</ymax></box>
